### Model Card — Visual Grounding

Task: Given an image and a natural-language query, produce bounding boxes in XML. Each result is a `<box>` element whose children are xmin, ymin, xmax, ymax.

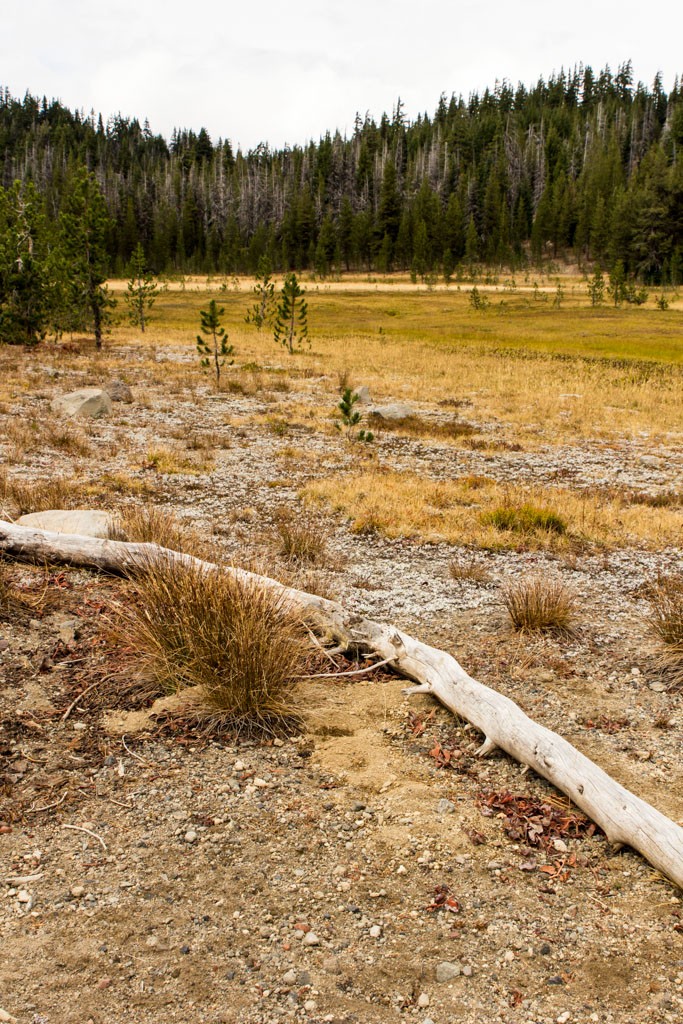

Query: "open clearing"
<box><xmin>0</xmin><ymin>276</ymin><xmax>682</xmax><ymax>1024</ymax></box>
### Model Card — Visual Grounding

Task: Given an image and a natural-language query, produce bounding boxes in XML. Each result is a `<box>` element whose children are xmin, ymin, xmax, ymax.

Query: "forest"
<box><xmin>1</xmin><ymin>60</ymin><xmax>683</xmax><ymax>291</ymax></box>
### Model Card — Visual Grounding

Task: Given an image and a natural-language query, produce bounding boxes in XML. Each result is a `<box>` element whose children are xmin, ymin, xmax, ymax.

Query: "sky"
<box><xmin>2</xmin><ymin>0</ymin><xmax>681</xmax><ymax>152</ymax></box>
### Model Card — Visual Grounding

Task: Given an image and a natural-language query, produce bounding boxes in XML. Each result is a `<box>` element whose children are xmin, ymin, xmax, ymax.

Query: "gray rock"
<box><xmin>282</xmin><ymin>969</ymin><xmax>297</xmax><ymax>985</ymax></box>
<box><xmin>436</xmin><ymin>798</ymin><xmax>456</xmax><ymax>814</ymax></box>
<box><xmin>51</xmin><ymin>388</ymin><xmax>112</xmax><ymax>419</ymax></box>
<box><xmin>106</xmin><ymin>380</ymin><xmax>134</xmax><ymax>403</ymax></box>
<box><xmin>17</xmin><ymin>510</ymin><xmax>115</xmax><ymax>540</ymax></box>
<box><xmin>435</xmin><ymin>960</ymin><xmax>462</xmax><ymax>982</ymax></box>
<box><xmin>368</xmin><ymin>402</ymin><xmax>413</xmax><ymax>421</ymax></box>
<box><xmin>354</xmin><ymin>385</ymin><xmax>372</xmax><ymax>405</ymax></box>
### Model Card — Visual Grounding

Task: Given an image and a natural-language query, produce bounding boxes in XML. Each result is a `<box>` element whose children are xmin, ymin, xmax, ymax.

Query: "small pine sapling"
<box><xmin>336</xmin><ymin>387</ymin><xmax>374</xmax><ymax>443</ymax></box>
<box><xmin>273</xmin><ymin>273</ymin><xmax>309</xmax><ymax>353</ymax></box>
<box><xmin>125</xmin><ymin>243</ymin><xmax>159</xmax><ymax>333</ymax></box>
<box><xmin>244</xmin><ymin>256</ymin><xmax>275</xmax><ymax>330</ymax></box>
<box><xmin>197</xmin><ymin>299</ymin><xmax>234</xmax><ymax>388</ymax></box>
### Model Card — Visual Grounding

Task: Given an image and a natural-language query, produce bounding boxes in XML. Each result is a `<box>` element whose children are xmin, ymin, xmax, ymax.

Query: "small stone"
<box><xmin>540</xmin><ymin>943</ymin><xmax>552</xmax><ymax>955</ymax></box>
<box><xmin>70</xmin><ymin>885</ymin><xmax>85</xmax><ymax>898</ymax></box>
<box><xmin>436</xmin><ymin>798</ymin><xmax>456</xmax><ymax>814</ymax></box>
<box><xmin>233</xmin><ymin>760</ymin><xmax>246</xmax><ymax>772</ymax></box>
<box><xmin>303</xmin><ymin>931</ymin><xmax>320</xmax><ymax>946</ymax></box>
<box><xmin>369</xmin><ymin>925</ymin><xmax>382</xmax><ymax>938</ymax></box>
<box><xmin>436</xmin><ymin>960</ymin><xmax>461</xmax><ymax>982</ymax></box>
<box><xmin>184</xmin><ymin>830</ymin><xmax>198</xmax><ymax>844</ymax></box>
<box><xmin>282</xmin><ymin>969</ymin><xmax>297</xmax><ymax>985</ymax></box>
<box><xmin>16</xmin><ymin>890</ymin><xmax>30</xmax><ymax>903</ymax></box>
<box><xmin>462</xmin><ymin>965</ymin><xmax>473</xmax><ymax>977</ymax></box>
<box><xmin>547</xmin><ymin>975</ymin><xmax>565</xmax><ymax>985</ymax></box>
<box><xmin>396</xmin><ymin>865</ymin><xmax>407</xmax><ymax>875</ymax></box>
<box><xmin>557</xmin><ymin>1013</ymin><xmax>571</xmax><ymax>1024</ymax></box>
<box><xmin>649</xmin><ymin>682</ymin><xmax>666</xmax><ymax>692</ymax></box>
<box><xmin>552</xmin><ymin>839</ymin><xmax>568</xmax><ymax>853</ymax></box>
<box><xmin>417</xmin><ymin>993</ymin><xmax>430</xmax><ymax>1008</ymax></box>
<box><xmin>303</xmin><ymin>1000</ymin><xmax>316</xmax><ymax>1012</ymax></box>
<box><xmin>96</xmin><ymin>977</ymin><xmax>112</xmax><ymax>990</ymax></box>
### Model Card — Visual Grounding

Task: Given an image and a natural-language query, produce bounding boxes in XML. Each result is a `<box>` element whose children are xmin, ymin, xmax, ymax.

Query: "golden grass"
<box><xmin>503</xmin><ymin>577</ymin><xmax>577</xmax><ymax>634</ymax></box>
<box><xmin>142</xmin><ymin>446</ymin><xmax>214</xmax><ymax>475</ymax></box>
<box><xmin>305</xmin><ymin>470</ymin><xmax>683</xmax><ymax>551</ymax></box>
<box><xmin>646</xmin><ymin>574</ymin><xmax>683</xmax><ymax>686</ymax></box>
<box><xmin>0</xmin><ymin>471</ymin><xmax>83</xmax><ymax>518</ymax></box>
<box><xmin>115</xmin><ymin>555</ymin><xmax>313</xmax><ymax>735</ymax></box>
<box><xmin>112</xmin><ymin>504</ymin><xmax>208</xmax><ymax>558</ymax></box>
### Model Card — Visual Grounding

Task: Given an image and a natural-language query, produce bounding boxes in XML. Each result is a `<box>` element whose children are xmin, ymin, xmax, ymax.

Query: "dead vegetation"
<box><xmin>502</xmin><ymin>577</ymin><xmax>578</xmax><ymax>634</ymax></box>
<box><xmin>646</xmin><ymin>573</ymin><xmax>683</xmax><ymax>686</ymax></box>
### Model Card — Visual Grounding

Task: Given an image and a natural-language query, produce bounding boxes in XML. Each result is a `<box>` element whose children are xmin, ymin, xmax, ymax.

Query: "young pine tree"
<box><xmin>197</xmin><ymin>299</ymin><xmax>234</xmax><ymax>387</ymax></box>
<box><xmin>0</xmin><ymin>181</ymin><xmax>49</xmax><ymax>345</ymax></box>
<box><xmin>273</xmin><ymin>273</ymin><xmax>309</xmax><ymax>354</ymax></box>
<box><xmin>125</xmin><ymin>243</ymin><xmax>159</xmax><ymax>333</ymax></box>
<box><xmin>244</xmin><ymin>255</ymin><xmax>275</xmax><ymax>330</ymax></box>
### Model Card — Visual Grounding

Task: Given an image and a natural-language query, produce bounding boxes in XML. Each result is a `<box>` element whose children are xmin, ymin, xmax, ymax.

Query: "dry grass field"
<box><xmin>0</xmin><ymin>273</ymin><xmax>682</xmax><ymax>1024</ymax></box>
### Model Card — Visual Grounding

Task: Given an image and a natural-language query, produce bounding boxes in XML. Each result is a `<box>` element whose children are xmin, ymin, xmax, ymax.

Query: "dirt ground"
<box><xmin>0</xmin><ymin>342</ymin><xmax>682</xmax><ymax>1024</ymax></box>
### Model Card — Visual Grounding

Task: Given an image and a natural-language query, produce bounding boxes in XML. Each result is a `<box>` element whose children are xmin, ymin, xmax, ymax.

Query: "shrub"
<box><xmin>112</xmin><ymin>503</ymin><xmax>206</xmax><ymax>557</ymax></box>
<box><xmin>117</xmin><ymin>556</ymin><xmax>312</xmax><ymax>735</ymax></box>
<box><xmin>449</xmin><ymin>558</ymin><xmax>492</xmax><ymax>585</ymax></box>
<box><xmin>0</xmin><ymin>471</ymin><xmax>79</xmax><ymax>516</ymax></box>
<box><xmin>646</xmin><ymin>574</ymin><xmax>683</xmax><ymax>685</ymax></box>
<box><xmin>503</xmin><ymin>577</ymin><xmax>577</xmax><ymax>634</ymax></box>
<box><xmin>484</xmin><ymin>501</ymin><xmax>567</xmax><ymax>536</ymax></box>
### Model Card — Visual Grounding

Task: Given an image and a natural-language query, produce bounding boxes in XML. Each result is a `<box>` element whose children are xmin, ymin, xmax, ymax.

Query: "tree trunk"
<box><xmin>1</xmin><ymin>517</ymin><xmax>681</xmax><ymax>891</ymax></box>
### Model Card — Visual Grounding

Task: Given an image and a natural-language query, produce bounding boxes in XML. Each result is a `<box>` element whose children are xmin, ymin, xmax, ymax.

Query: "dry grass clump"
<box><xmin>503</xmin><ymin>577</ymin><xmax>577</xmax><ymax>634</ymax></box>
<box><xmin>274</xmin><ymin>510</ymin><xmax>330</xmax><ymax>566</ymax></box>
<box><xmin>449</xmin><ymin>557</ymin><xmax>492</xmax><ymax>585</ymax></box>
<box><xmin>0</xmin><ymin>471</ymin><xmax>80</xmax><ymax>517</ymax></box>
<box><xmin>483</xmin><ymin>501</ymin><xmax>568</xmax><ymax>537</ymax></box>
<box><xmin>118</xmin><ymin>556</ymin><xmax>312</xmax><ymax>734</ymax></box>
<box><xmin>367</xmin><ymin>413</ymin><xmax>476</xmax><ymax>440</ymax></box>
<box><xmin>112</xmin><ymin>504</ymin><xmax>207</xmax><ymax>558</ymax></box>
<box><xmin>646</xmin><ymin>574</ymin><xmax>683</xmax><ymax>685</ymax></box>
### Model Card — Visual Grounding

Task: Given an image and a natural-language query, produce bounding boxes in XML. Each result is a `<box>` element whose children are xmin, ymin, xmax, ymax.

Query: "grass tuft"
<box><xmin>484</xmin><ymin>501</ymin><xmax>567</xmax><ymax>536</ymax></box>
<box><xmin>112</xmin><ymin>504</ymin><xmax>207</xmax><ymax>558</ymax></box>
<box><xmin>274</xmin><ymin>510</ymin><xmax>330</xmax><ymax>566</ymax></box>
<box><xmin>646</xmin><ymin>574</ymin><xmax>683</xmax><ymax>686</ymax></box>
<box><xmin>0</xmin><ymin>471</ymin><xmax>81</xmax><ymax>517</ymax></box>
<box><xmin>116</xmin><ymin>556</ymin><xmax>313</xmax><ymax>735</ymax></box>
<box><xmin>503</xmin><ymin>577</ymin><xmax>577</xmax><ymax>634</ymax></box>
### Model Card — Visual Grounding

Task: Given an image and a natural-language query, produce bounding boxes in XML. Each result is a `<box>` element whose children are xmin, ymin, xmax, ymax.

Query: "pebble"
<box><xmin>303</xmin><ymin>1000</ymin><xmax>316</xmax><ymax>1011</ymax></box>
<box><xmin>282</xmin><ymin>969</ymin><xmax>297</xmax><ymax>985</ymax></box>
<box><xmin>303</xmin><ymin>931</ymin><xmax>320</xmax><ymax>946</ymax></box>
<box><xmin>184</xmin><ymin>830</ymin><xmax>198</xmax><ymax>844</ymax></box>
<box><xmin>436</xmin><ymin>798</ymin><xmax>455</xmax><ymax>814</ymax></box>
<box><xmin>552</xmin><ymin>839</ymin><xmax>568</xmax><ymax>853</ymax></box>
<box><xmin>649</xmin><ymin>682</ymin><xmax>666</xmax><ymax>692</ymax></box>
<box><xmin>70</xmin><ymin>885</ymin><xmax>85</xmax><ymax>898</ymax></box>
<box><xmin>417</xmin><ymin>992</ymin><xmax>430</xmax><ymax>1008</ymax></box>
<box><xmin>436</xmin><ymin>960</ymin><xmax>461</xmax><ymax>982</ymax></box>
<box><xmin>369</xmin><ymin>924</ymin><xmax>382</xmax><ymax>938</ymax></box>
<box><xmin>233</xmin><ymin>760</ymin><xmax>246</xmax><ymax>772</ymax></box>
<box><xmin>396</xmin><ymin>864</ymin><xmax>407</xmax><ymax>875</ymax></box>
<box><xmin>557</xmin><ymin>1013</ymin><xmax>571</xmax><ymax>1023</ymax></box>
<box><xmin>16</xmin><ymin>891</ymin><xmax>30</xmax><ymax>903</ymax></box>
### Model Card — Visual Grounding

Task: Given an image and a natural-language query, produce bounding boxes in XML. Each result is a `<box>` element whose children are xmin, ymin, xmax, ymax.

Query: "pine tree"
<box><xmin>124</xmin><ymin>243</ymin><xmax>159</xmax><ymax>333</ymax></box>
<box><xmin>0</xmin><ymin>181</ymin><xmax>49</xmax><ymax>344</ymax></box>
<box><xmin>244</xmin><ymin>255</ymin><xmax>275</xmax><ymax>330</ymax></box>
<box><xmin>58</xmin><ymin>168</ymin><xmax>113</xmax><ymax>348</ymax></box>
<box><xmin>197</xmin><ymin>299</ymin><xmax>233</xmax><ymax>387</ymax></box>
<box><xmin>273</xmin><ymin>273</ymin><xmax>309</xmax><ymax>354</ymax></box>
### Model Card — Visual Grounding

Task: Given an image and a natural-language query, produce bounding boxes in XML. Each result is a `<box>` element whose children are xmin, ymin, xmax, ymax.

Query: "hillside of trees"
<box><xmin>1</xmin><ymin>61</ymin><xmax>683</xmax><ymax>285</ymax></box>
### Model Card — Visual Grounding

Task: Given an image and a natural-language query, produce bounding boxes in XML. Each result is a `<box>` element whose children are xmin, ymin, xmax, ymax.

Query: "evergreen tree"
<box><xmin>197</xmin><ymin>299</ymin><xmax>233</xmax><ymax>387</ymax></box>
<box><xmin>244</xmin><ymin>255</ymin><xmax>275</xmax><ymax>330</ymax></box>
<box><xmin>273</xmin><ymin>273</ymin><xmax>309</xmax><ymax>354</ymax></box>
<box><xmin>124</xmin><ymin>242</ymin><xmax>159</xmax><ymax>333</ymax></box>
<box><xmin>58</xmin><ymin>167</ymin><xmax>113</xmax><ymax>347</ymax></box>
<box><xmin>0</xmin><ymin>181</ymin><xmax>49</xmax><ymax>344</ymax></box>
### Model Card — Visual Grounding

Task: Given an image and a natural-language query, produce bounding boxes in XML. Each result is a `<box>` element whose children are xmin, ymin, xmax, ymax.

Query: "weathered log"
<box><xmin>1</xmin><ymin>517</ymin><xmax>682</xmax><ymax>890</ymax></box>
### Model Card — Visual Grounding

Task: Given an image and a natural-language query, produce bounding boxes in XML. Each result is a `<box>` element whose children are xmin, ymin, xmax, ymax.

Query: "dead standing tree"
<box><xmin>1</xmin><ymin>516</ymin><xmax>681</xmax><ymax>891</ymax></box>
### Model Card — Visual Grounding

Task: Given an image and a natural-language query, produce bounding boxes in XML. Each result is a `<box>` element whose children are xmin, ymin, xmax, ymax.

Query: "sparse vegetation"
<box><xmin>337</xmin><ymin>387</ymin><xmax>374</xmax><ymax>442</ymax></box>
<box><xmin>0</xmin><ymin>471</ymin><xmax>80</xmax><ymax>517</ymax></box>
<box><xmin>197</xmin><ymin>299</ymin><xmax>234</xmax><ymax>387</ymax></box>
<box><xmin>112</xmin><ymin>504</ymin><xmax>207</xmax><ymax>557</ymax></box>
<box><xmin>503</xmin><ymin>577</ymin><xmax>577</xmax><ymax>634</ymax></box>
<box><xmin>274</xmin><ymin>273</ymin><xmax>309</xmax><ymax>353</ymax></box>
<box><xmin>646</xmin><ymin>574</ymin><xmax>683</xmax><ymax>685</ymax></box>
<box><xmin>483</xmin><ymin>501</ymin><xmax>568</xmax><ymax>537</ymax></box>
<box><xmin>117</xmin><ymin>557</ymin><xmax>313</xmax><ymax>734</ymax></box>
<box><xmin>273</xmin><ymin>511</ymin><xmax>330</xmax><ymax>566</ymax></box>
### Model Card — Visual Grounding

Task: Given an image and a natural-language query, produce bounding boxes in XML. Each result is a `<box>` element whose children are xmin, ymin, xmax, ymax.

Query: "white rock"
<box><xmin>303</xmin><ymin>931</ymin><xmax>320</xmax><ymax>946</ymax></box>
<box><xmin>282</xmin><ymin>969</ymin><xmax>297</xmax><ymax>985</ymax></box>
<box><xmin>369</xmin><ymin>924</ymin><xmax>382</xmax><ymax>938</ymax></box>
<box><xmin>417</xmin><ymin>993</ymin><xmax>430</xmax><ymax>1008</ymax></box>
<box><xmin>51</xmin><ymin>388</ymin><xmax>112</xmax><ymax>419</ymax></box>
<box><xmin>435</xmin><ymin>960</ymin><xmax>461</xmax><ymax>982</ymax></box>
<box><xmin>17</xmin><ymin>509</ymin><xmax>115</xmax><ymax>540</ymax></box>
<box><xmin>368</xmin><ymin>402</ymin><xmax>413</xmax><ymax>421</ymax></box>
<box><xmin>16</xmin><ymin>890</ymin><xmax>30</xmax><ymax>903</ymax></box>
<box><xmin>184</xmin><ymin>830</ymin><xmax>198</xmax><ymax>844</ymax></box>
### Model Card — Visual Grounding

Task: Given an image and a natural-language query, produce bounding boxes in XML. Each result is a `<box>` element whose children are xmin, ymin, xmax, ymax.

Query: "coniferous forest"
<box><xmin>1</xmin><ymin>61</ymin><xmax>683</xmax><ymax>305</ymax></box>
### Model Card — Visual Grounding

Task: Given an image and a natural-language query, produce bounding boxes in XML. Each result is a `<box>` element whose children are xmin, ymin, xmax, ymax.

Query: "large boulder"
<box><xmin>51</xmin><ymin>388</ymin><xmax>112</xmax><ymax>419</ymax></box>
<box><xmin>17</xmin><ymin>509</ymin><xmax>115</xmax><ymax>539</ymax></box>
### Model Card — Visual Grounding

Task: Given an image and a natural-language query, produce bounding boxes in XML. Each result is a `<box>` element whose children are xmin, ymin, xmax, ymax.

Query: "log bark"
<box><xmin>1</xmin><ymin>517</ymin><xmax>682</xmax><ymax>890</ymax></box>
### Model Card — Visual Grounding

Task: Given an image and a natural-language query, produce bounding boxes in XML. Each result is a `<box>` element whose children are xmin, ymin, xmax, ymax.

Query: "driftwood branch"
<box><xmin>1</xmin><ymin>518</ymin><xmax>682</xmax><ymax>890</ymax></box>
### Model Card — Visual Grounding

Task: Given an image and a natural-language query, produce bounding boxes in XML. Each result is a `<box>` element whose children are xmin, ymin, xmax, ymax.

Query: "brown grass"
<box><xmin>449</xmin><ymin>557</ymin><xmax>493</xmax><ymax>585</ymax></box>
<box><xmin>646</xmin><ymin>574</ymin><xmax>683</xmax><ymax>686</ymax></box>
<box><xmin>115</xmin><ymin>556</ymin><xmax>313</xmax><ymax>734</ymax></box>
<box><xmin>503</xmin><ymin>577</ymin><xmax>577</xmax><ymax>634</ymax></box>
<box><xmin>0</xmin><ymin>471</ymin><xmax>82</xmax><ymax>517</ymax></box>
<box><xmin>367</xmin><ymin>413</ymin><xmax>477</xmax><ymax>441</ymax></box>
<box><xmin>273</xmin><ymin>510</ymin><xmax>330</xmax><ymax>566</ymax></box>
<box><xmin>112</xmin><ymin>504</ymin><xmax>208</xmax><ymax>558</ymax></box>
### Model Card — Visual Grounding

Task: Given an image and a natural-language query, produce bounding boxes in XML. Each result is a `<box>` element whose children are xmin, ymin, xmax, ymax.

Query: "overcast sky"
<box><xmin>2</xmin><ymin>0</ymin><xmax>681</xmax><ymax>152</ymax></box>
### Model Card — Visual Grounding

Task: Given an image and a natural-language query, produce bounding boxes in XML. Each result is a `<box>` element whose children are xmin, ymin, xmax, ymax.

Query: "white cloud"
<box><xmin>2</xmin><ymin>0</ymin><xmax>680</xmax><ymax>150</ymax></box>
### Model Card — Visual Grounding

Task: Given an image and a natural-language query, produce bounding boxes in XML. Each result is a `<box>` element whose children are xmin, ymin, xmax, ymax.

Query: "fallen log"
<box><xmin>1</xmin><ymin>517</ymin><xmax>682</xmax><ymax>890</ymax></box>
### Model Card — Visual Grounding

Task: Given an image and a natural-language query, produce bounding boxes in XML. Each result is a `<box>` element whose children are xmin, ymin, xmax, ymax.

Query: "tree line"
<box><xmin>1</xmin><ymin>61</ymin><xmax>682</xmax><ymax>318</ymax></box>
